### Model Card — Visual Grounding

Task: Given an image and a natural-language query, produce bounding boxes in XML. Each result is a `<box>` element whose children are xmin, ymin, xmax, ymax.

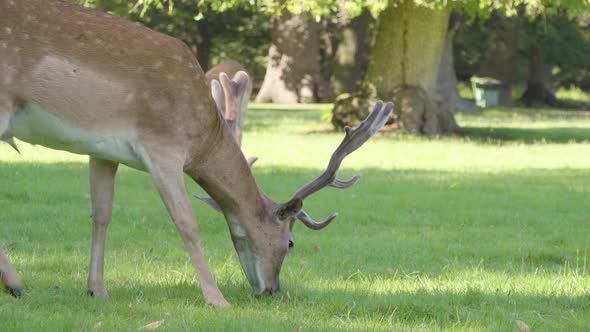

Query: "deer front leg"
<box><xmin>87</xmin><ymin>157</ymin><xmax>118</xmax><ymax>297</ymax></box>
<box><xmin>0</xmin><ymin>248</ymin><xmax>22</xmax><ymax>297</ymax></box>
<box><xmin>146</xmin><ymin>155</ymin><xmax>229</xmax><ymax>307</ymax></box>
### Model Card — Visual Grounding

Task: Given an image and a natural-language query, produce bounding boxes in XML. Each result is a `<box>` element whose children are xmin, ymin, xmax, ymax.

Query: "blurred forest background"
<box><xmin>77</xmin><ymin>0</ymin><xmax>590</xmax><ymax>135</ymax></box>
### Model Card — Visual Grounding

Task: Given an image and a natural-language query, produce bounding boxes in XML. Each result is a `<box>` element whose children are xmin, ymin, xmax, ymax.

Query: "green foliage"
<box><xmin>455</xmin><ymin>10</ymin><xmax>590</xmax><ymax>92</ymax></box>
<box><xmin>79</xmin><ymin>0</ymin><xmax>270</xmax><ymax>73</ymax></box>
<box><xmin>113</xmin><ymin>0</ymin><xmax>589</xmax><ymax>20</ymax></box>
<box><xmin>2</xmin><ymin>104</ymin><xmax>590</xmax><ymax>330</ymax></box>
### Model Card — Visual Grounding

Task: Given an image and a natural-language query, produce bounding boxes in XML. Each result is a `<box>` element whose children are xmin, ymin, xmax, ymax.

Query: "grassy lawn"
<box><xmin>1</xmin><ymin>103</ymin><xmax>590</xmax><ymax>331</ymax></box>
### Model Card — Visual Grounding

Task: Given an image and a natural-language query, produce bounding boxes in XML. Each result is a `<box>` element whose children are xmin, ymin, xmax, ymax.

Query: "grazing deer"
<box><xmin>0</xmin><ymin>0</ymin><xmax>393</xmax><ymax>307</ymax></box>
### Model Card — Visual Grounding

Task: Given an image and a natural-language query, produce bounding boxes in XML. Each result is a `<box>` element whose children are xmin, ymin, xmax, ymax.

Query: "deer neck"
<box><xmin>186</xmin><ymin>132</ymin><xmax>266</xmax><ymax>224</ymax></box>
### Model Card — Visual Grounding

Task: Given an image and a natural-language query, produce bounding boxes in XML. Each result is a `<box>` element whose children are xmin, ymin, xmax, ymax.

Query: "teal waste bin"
<box><xmin>470</xmin><ymin>77</ymin><xmax>503</xmax><ymax>108</ymax></box>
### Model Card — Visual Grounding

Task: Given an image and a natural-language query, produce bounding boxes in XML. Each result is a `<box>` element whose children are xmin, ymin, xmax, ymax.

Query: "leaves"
<box><xmin>515</xmin><ymin>320</ymin><xmax>530</xmax><ymax>332</ymax></box>
<box><xmin>139</xmin><ymin>320</ymin><xmax>165</xmax><ymax>330</ymax></box>
<box><xmin>86</xmin><ymin>0</ymin><xmax>590</xmax><ymax>20</ymax></box>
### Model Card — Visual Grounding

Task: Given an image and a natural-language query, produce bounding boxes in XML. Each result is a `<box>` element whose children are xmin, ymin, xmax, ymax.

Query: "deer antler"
<box><xmin>195</xmin><ymin>101</ymin><xmax>393</xmax><ymax>230</ymax></box>
<box><xmin>294</xmin><ymin>100</ymin><xmax>394</xmax><ymax>229</ymax></box>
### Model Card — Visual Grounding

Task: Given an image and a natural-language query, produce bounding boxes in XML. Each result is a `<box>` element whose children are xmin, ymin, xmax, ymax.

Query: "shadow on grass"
<box><xmin>3</xmin><ymin>277</ymin><xmax>588</xmax><ymax>330</ymax></box>
<box><xmin>461</xmin><ymin>126</ymin><xmax>590</xmax><ymax>144</ymax></box>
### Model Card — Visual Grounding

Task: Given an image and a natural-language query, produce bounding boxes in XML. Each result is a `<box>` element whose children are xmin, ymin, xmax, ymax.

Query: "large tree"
<box><xmin>255</xmin><ymin>11</ymin><xmax>322</xmax><ymax>103</ymax></box>
<box><xmin>322</xmin><ymin>8</ymin><xmax>375</xmax><ymax>97</ymax></box>
<box><xmin>86</xmin><ymin>0</ymin><xmax>590</xmax><ymax>124</ymax></box>
<box><xmin>332</xmin><ymin>0</ymin><xmax>589</xmax><ymax>135</ymax></box>
<box><xmin>520</xmin><ymin>13</ymin><xmax>590</xmax><ymax>106</ymax></box>
<box><xmin>436</xmin><ymin>12</ymin><xmax>477</xmax><ymax>113</ymax></box>
<box><xmin>366</xmin><ymin>2</ymin><xmax>457</xmax><ymax>134</ymax></box>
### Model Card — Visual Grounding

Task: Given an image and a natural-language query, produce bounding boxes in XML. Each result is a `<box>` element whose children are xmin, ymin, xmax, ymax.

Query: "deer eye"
<box><xmin>288</xmin><ymin>240</ymin><xmax>294</xmax><ymax>249</ymax></box>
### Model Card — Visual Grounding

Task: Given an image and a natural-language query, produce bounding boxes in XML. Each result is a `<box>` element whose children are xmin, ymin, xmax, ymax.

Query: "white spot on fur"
<box><xmin>124</xmin><ymin>93</ymin><xmax>135</xmax><ymax>104</ymax></box>
<box><xmin>4</xmin><ymin>27</ymin><xmax>12</xmax><ymax>35</ymax></box>
<box><xmin>153</xmin><ymin>61</ymin><xmax>163</xmax><ymax>69</ymax></box>
<box><xmin>228</xmin><ymin>218</ymin><xmax>246</xmax><ymax>238</ymax></box>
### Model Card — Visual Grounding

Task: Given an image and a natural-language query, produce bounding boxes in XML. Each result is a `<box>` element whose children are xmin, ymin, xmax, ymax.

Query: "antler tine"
<box><xmin>194</xmin><ymin>194</ymin><xmax>222</xmax><ymax>212</ymax></box>
<box><xmin>291</xmin><ymin>100</ymin><xmax>393</xmax><ymax>201</ymax></box>
<box><xmin>297</xmin><ymin>210</ymin><xmax>338</xmax><ymax>230</ymax></box>
<box><xmin>329</xmin><ymin>175</ymin><xmax>360</xmax><ymax>189</ymax></box>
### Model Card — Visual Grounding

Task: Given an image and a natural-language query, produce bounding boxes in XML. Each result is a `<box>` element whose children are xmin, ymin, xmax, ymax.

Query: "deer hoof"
<box><xmin>8</xmin><ymin>286</ymin><xmax>23</xmax><ymax>297</ymax></box>
<box><xmin>206</xmin><ymin>297</ymin><xmax>231</xmax><ymax>308</ymax></box>
<box><xmin>87</xmin><ymin>288</ymin><xmax>108</xmax><ymax>298</ymax></box>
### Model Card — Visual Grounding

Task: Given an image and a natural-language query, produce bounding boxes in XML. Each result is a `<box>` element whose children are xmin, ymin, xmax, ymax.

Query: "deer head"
<box><xmin>197</xmin><ymin>97</ymin><xmax>394</xmax><ymax>294</ymax></box>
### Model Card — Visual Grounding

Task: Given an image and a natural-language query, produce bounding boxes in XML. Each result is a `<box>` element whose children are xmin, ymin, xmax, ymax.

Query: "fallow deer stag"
<box><xmin>0</xmin><ymin>0</ymin><xmax>393</xmax><ymax>307</ymax></box>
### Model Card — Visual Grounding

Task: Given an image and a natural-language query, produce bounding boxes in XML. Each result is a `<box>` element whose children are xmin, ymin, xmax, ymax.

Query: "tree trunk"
<box><xmin>195</xmin><ymin>18</ymin><xmax>212</xmax><ymax>70</ymax></box>
<box><xmin>521</xmin><ymin>46</ymin><xmax>557</xmax><ymax>106</ymax></box>
<box><xmin>436</xmin><ymin>14</ymin><xmax>477</xmax><ymax>112</ymax></box>
<box><xmin>367</xmin><ymin>2</ymin><xmax>458</xmax><ymax>134</ymax></box>
<box><xmin>255</xmin><ymin>12</ymin><xmax>321</xmax><ymax>103</ymax></box>
<box><xmin>478</xmin><ymin>15</ymin><xmax>518</xmax><ymax>107</ymax></box>
<box><xmin>329</xmin><ymin>9</ymin><xmax>373</xmax><ymax>96</ymax></box>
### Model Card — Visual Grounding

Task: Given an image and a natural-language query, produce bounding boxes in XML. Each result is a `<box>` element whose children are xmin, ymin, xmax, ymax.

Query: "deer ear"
<box><xmin>277</xmin><ymin>198</ymin><xmax>303</xmax><ymax>221</ymax></box>
<box><xmin>210</xmin><ymin>79</ymin><xmax>223</xmax><ymax>114</ymax></box>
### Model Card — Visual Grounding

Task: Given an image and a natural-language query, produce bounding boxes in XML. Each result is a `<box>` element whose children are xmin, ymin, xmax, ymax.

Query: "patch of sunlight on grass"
<box><xmin>557</xmin><ymin>86</ymin><xmax>590</xmax><ymax>104</ymax></box>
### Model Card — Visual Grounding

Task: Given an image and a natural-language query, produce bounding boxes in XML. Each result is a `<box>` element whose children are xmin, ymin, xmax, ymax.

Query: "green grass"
<box><xmin>1</xmin><ymin>104</ymin><xmax>590</xmax><ymax>331</ymax></box>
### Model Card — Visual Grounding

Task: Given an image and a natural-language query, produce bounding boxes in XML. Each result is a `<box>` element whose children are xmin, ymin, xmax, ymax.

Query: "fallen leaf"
<box><xmin>297</xmin><ymin>326</ymin><xmax>303</xmax><ymax>332</ymax></box>
<box><xmin>314</xmin><ymin>244</ymin><xmax>320</xmax><ymax>252</ymax></box>
<box><xmin>386</xmin><ymin>268</ymin><xmax>394</xmax><ymax>275</ymax></box>
<box><xmin>128</xmin><ymin>303</ymin><xmax>134</xmax><ymax>310</ymax></box>
<box><xmin>141</xmin><ymin>216</ymin><xmax>147</xmax><ymax>225</ymax></box>
<box><xmin>139</xmin><ymin>320</ymin><xmax>164</xmax><ymax>330</ymax></box>
<box><xmin>92</xmin><ymin>321</ymin><xmax>102</xmax><ymax>332</ymax></box>
<box><xmin>515</xmin><ymin>320</ymin><xmax>530</xmax><ymax>332</ymax></box>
